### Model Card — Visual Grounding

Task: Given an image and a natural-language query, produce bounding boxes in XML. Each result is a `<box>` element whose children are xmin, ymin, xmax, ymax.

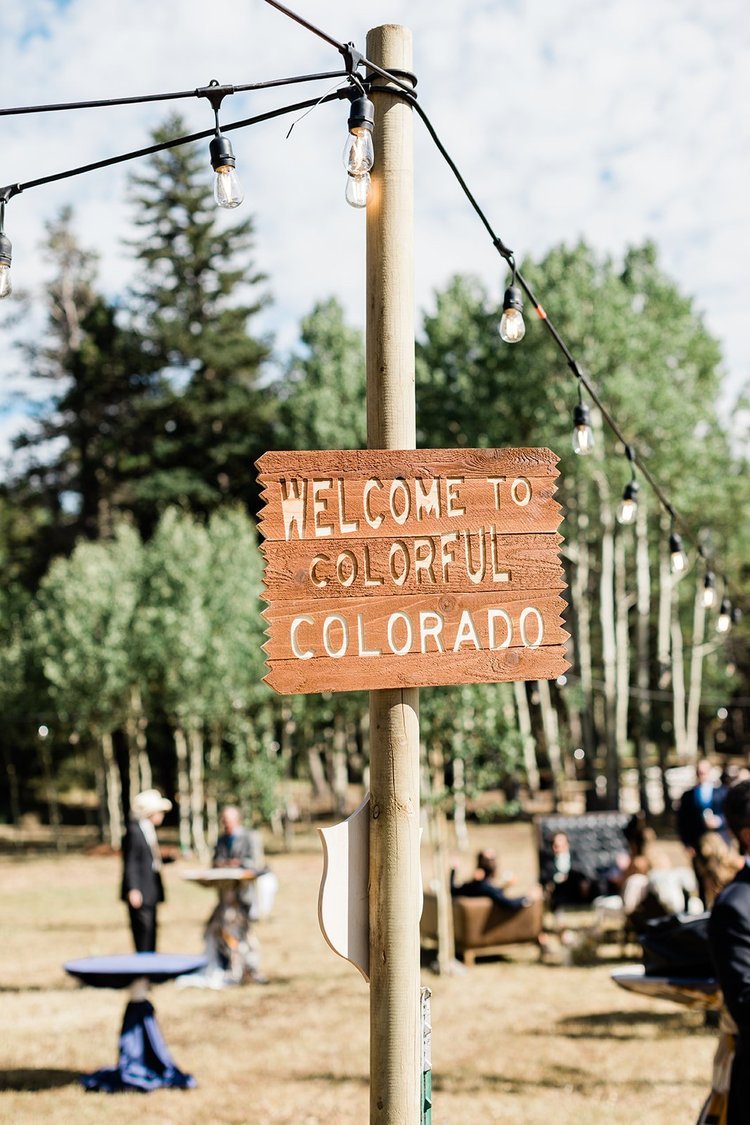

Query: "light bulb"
<box><xmin>669</xmin><ymin>532</ymin><xmax>687</xmax><ymax>575</ymax></box>
<box><xmin>499</xmin><ymin>285</ymin><xmax>525</xmax><ymax>343</ymax></box>
<box><xmin>345</xmin><ymin>172</ymin><xmax>370</xmax><ymax>209</ymax></box>
<box><xmin>617</xmin><ymin>480</ymin><xmax>639</xmax><ymax>525</ymax></box>
<box><xmin>572</xmin><ymin>402</ymin><xmax>594</xmax><ymax>455</ymax></box>
<box><xmin>214</xmin><ymin>166</ymin><xmax>244</xmax><ymax>209</ymax></box>
<box><xmin>716</xmin><ymin>597</ymin><xmax>732</xmax><ymax>634</ymax></box>
<box><xmin>343</xmin><ymin>129</ymin><xmax>374</xmax><ymax>177</ymax></box>
<box><xmin>0</xmin><ymin>231</ymin><xmax>11</xmax><ymax>299</ymax></box>
<box><xmin>702</xmin><ymin>571</ymin><xmax>717</xmax><ymax>609</ymax></box>
<box><xmin>209</xmin><ymin>133</ymin><xmax>243</xmax><ymax>209</ymax></box>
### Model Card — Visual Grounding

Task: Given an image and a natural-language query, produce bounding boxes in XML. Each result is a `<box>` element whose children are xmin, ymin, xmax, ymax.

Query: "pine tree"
<box><xmin>125</xmin><ymin>113</ymin><xmax>273</xmax><ymax>522</ymax></box>
<box><xmin>275</xmin><ymin>297</ymin><xmax>366</xmax><ymax>450</ymax></box>
<box><xmin>8</xmin><ymin>208</ymin><xmax>155</xmax><ymax>576</ymax></box>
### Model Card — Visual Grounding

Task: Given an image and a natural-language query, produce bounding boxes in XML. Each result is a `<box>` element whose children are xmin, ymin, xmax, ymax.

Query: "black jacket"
<box><xmin>708</xmin><ymin>864</ymin><xmax>750</xmax><ymax>1034</ymax></box>
<box><xmin>120</xmin><ymin>820</ymin><xmax>165</xmax><ymax>907</ymax></box>
<box><xmin>677</xmin><ymin>784</ymin><xmax>728</xmax><ymax>850</ymax></box>
<box><xmin>450</xmin><ymin>869</ymin><xmax>528</xmax><ymax>910</ymax></box>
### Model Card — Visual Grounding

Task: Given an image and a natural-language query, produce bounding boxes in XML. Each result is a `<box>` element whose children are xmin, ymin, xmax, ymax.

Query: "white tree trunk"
<box><xmin>573</xmin><ymin>487</ymin><xmax>596</xmax><ymax>758</ymax></box>
<box><xmin>538</xmin><ymin>679</ymin><xmax>563</xmax><ymax>799</ymax></box>
<box><xmin>101</xmin><ymin>729</ymin><xmax>122</xmax><ymax>850</ymax></box>
<box><xmin>657</xmin><ymin>513</ymin><xmax>673</xmax><ymax>689</ymax></box>
<box><xmin>671</xmin><ymin>587</ymin><xmax>688</xmax><ymax>761</ymax></box>
<box><xmin>331</xmin><ymin>711</ymin><xmax>349</xmax><ymax>817</ymax></box>
<box><xmin>174</xmin><ymin>726</ymin><xmax>191</xmax><ymax>854</ymax></box>
<box><xmin>451</xmin><ymin>754</ymin><xmax>469</xmax><ymax>853</ymax></box>
<box><xmin>597</xmin><ymin>479</ymin><xmax>619</xmax><ymax>807</ymax></box>
<box><xmin>635</xmin><ymin>498</ymin><xmax>653</xmax><ymax>812</ymax></box>
<box><xmin>614</xmin><ymin>534</ymin><xmax>632</xmax><ymax>764</ymax></box>
<box><xmin>428</xmin><ymin>745</ymin><xmax>455</xmax><ymax>974</ymax></box>
<box><xmin>513</xmin><ymin>680</ymin><xmax>540</xmax><ymax>794</ymax></box>
<box><xmin>685</xmin><ymin>576</ymin><xmax>707</xmax><ymax>761</ymax></box>
<box><xmin>188</xmin><ymin>724</ymin><xmax>208</xmax><ymax>861</ymax></box>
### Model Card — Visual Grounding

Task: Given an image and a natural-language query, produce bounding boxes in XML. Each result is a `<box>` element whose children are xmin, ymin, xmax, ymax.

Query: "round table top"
<box><xmin>612</xmin><ymin>968</ymin><xmax>720</xmax><ymax>1010</ymax></box>
<box><xmin>181</xmin><ymin>867</ymin><xmax>263</xmax><ymax>886</ymax></box>
<box><xmin>64</xmin><ymin>953</ymin><xmax>208</xmax><ymax>988</ymax></box>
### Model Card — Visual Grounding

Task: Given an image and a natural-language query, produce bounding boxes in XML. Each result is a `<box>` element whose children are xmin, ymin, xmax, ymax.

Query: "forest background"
<box><xmin>0</xmin><ymin>118</ymin><xmax>748</xmax><ymax>854</ymax></box>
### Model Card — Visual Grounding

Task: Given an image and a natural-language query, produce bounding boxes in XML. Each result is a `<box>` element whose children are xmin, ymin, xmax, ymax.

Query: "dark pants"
<box><xmin>728</xmin><ymin>1032</ymin><xmax>750</xmax><ymax>1125</ymax></box>
<box><xmin>128</xmin><ymin>903</ymin><xmax>157</xmax><ymax>952</ymax></box>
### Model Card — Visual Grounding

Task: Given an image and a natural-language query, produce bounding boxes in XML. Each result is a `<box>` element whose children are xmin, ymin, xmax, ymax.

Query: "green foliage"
<box><xmin>275</xmin><ymin>297</ymin><xmax>366</xmax><ymax>450</ymax></box>
<box><xmin>125</xmin><ymin>114</ymin><xmax>273</xmax><ymax>520</ymax></box>
<box><xmin>32</xmin><ymin>524</ymin><xmax>143</xmax><ymax>728</ymax></box>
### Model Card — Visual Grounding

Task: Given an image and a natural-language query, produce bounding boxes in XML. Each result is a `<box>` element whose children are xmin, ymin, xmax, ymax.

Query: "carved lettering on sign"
<box><xmin>256</xmin><ymin>448</ymin><xmax>569</xmax><ymax>694</ymax></box>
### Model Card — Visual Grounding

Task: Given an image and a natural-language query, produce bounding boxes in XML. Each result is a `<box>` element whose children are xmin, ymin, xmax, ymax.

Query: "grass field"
<box><xmin>0</xmin><ymin>820</ymin><xmax>714</xmax><ymax>1123</ymax></box>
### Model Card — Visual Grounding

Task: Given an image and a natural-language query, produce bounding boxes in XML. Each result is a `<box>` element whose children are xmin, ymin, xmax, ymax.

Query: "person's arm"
<box><xmin>709</xmin><ymin>889</ymin><xmax>750</xmax><ymax>1031</ymax></box>
<box><xmin>235</xmin><ymin>829</ymin><xmax>262</xmax><ymax>870</ymax></box>
<box><xmin>122</xmin><ymin>825</ymin><xmax>143</xmax><ymax>908</ymax></box>
<box><xmin>486</xmin><ymin>883</ymin><xmax>540</xmax><ymax>910</ymax></box>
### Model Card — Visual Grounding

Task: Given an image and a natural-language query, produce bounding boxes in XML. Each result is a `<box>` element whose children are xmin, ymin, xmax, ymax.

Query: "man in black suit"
<box><xmin>120</xmin><ymin>788</ymin><xmax>172</xmax><ymax>952</ymax></box>
<box><xmin>708</xmin><ymin>779</ymin><xmax>750</xmax><ymax>1123</ymax></box>
<box><xmin>678</xmin><ymin>758</ymin><xmax>729</xmax><ymax>905</ymax></box>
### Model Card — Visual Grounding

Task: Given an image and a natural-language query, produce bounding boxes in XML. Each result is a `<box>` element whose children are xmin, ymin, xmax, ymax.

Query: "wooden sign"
<box><xmin>256</xmin><ymin>448</ymin><xmax>569</xmax><ymax>694</ymax></box>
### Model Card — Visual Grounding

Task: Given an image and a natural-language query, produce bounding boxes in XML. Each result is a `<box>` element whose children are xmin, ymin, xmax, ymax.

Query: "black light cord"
<box><xmin>0</xmin><ymin>2</ymin><xmax>741</xmax><ymax>610</ymax></box>
<box><xmin>0</xmin><ymin>70</ymin><xmax>351</xmax><ymax>118</ymax></box>
<box><xmin>374</xmin><ymin>83</ymin><xmax>720</xmax><ymax>559</ymax></box>
<box><xmin>0</xmin><ymin>89</ymin><xmax>349</xmax><ymax>201</ymax></box>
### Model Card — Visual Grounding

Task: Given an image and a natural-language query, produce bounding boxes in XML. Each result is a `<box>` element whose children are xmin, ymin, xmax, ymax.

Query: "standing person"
<box><xmin>678</xmin><ymin>758</ymin><xmax>729</xmax><ymax>904</ymax></box>
<box><xmin>206</xmin><ymin>806</ymin><xmax>273</xmax><ymax>983</ymax></box>
<box><xmin>708</xmin><ymin>780</ymin><xmax>750</xmax><ymax>1123</ymax></box>
<box><xmin>120</xmin><ymin>788</ymin><xmax>172</xmax><ymax>952</ymax></box>
<box><xmin>213</xmin><ymin>805</ymin><xmax>263</xmax><ymax>871</ymax></box>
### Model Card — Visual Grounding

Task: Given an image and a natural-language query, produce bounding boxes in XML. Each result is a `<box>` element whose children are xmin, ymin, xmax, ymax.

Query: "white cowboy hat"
<box><xmin>132</xmin><ymin>789</ymin><xmax>172</xmax><ymax>818</ymax></box>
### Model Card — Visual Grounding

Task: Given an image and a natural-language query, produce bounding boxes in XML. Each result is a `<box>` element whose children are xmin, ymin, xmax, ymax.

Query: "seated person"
<box><xmin>451</xmin><ymin>848</ymin><xmax>541</xmax><ymax>910</ymax></box>
<box><xmin>540</xmin><ymin>830</ymin><xmax>597</xmax><ymax>909</ymax></box>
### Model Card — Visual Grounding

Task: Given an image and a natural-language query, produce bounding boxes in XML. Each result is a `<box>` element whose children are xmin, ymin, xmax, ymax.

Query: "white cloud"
<box><xmin>1</xmin><ymin>0</ymin><xmax>749</xmax><ymax>459</ymax></box>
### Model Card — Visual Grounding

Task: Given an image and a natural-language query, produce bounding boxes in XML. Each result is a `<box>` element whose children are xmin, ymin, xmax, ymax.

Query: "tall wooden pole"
<box><xmin>366</xmin><ymin>24</ymin><xmax>421</xmax><ymax>1124</ymax></box>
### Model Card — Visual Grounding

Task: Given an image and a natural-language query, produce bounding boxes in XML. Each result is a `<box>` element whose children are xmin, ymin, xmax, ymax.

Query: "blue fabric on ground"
<box><xmin>81</xmin><ymin>1000</ymin><xmax>196</xmax><ymax>1093</ymax></box>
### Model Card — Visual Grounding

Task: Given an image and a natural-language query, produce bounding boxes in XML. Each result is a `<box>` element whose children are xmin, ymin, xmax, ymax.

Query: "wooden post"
<box><xmin>366</xmin><ymin>23</ymin><xmax>421</xmax><ymax>1123</ymax></box>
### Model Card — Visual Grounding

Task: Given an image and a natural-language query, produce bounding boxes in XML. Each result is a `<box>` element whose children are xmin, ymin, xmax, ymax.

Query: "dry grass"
<box><xmin>0</xmin><ymin>821</ymin><xmax>714</xmax><ymax>1123</ymax></box>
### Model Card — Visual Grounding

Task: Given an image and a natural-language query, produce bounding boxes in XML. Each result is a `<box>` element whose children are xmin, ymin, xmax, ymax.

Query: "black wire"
<box><xmin>0</xmin><ymin>32</ymin><xmax>741</xmax><ymax>604</ymax></box>
<box><xmin>0</xmin><ymin>71</ymin><xmax>351</xmax><ymax>117</ymax></box>
<box><xmin>371</xmin><ymin>84</ymin><xmax>706</xmax><ymax>549</ymax></box>
<box><xmin>262</xmin><ymin>0</ymin><xmax>417</xmax><ymax>96</ymax></box>
<box><xmin>3</xmin><ymin>90</ymin><xmax>348</xmax><ymax>199</ymax></box>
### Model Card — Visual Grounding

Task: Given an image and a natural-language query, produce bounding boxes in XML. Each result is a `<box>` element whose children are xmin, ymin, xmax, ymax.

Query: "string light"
<box><xmin>343</xmin><ymin>92</ymin><xmax>374</xmax><ymax>209</ymax></box>
<box><xmin>498</xmin><ymin>262</ymin><xmax>525</xmax><ymax>343</ymax></box>
<box><xmin>669</xmin><ymin>530</ymin><xmax>687</xmax><ymax>575</ymax></box>
<box><xmin>617</xmin><ymin>480</ymin><xmax>639</xmax><ymax>525</ymax></box>
<box><xmin>702</xmin><ymin>570</ymin><xmax>717</xmax><ymax>609</ymax></box>
<box><xmin>0</xmin><ymin>0</ymin><xmax>742</xmax><ymax>620</ymax></box>
<box><xmin>202</xmin><ymin>80</ymin><xmax>244</xmax><ymax>209</ymax></box>
<box><xmin>0</xmin><ymin>198</ymin><xmax>12</xmax><ymax>300</ymax></box>
<box><xmin>572</xmin><ymin>399</ymin><xmax>594</xmax><ymax>456</ymax></box>
<box><xmin>717</xmin><ymin>596</ymin><xmax>732</xmax><ymax>634</ymax></box>
<box><xmin>616</xmin><ymin>445</ymin><xmax>639</xmax><ymax>525</ymax></box>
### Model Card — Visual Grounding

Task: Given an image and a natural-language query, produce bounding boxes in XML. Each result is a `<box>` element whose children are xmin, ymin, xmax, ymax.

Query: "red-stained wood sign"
<box><xmin>256</xmin><ymin>448</ymin><xmax>569</xmax><ymax>695</ymax></box>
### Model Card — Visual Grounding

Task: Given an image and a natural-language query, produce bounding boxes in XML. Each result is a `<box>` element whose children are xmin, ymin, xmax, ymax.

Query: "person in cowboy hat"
<box><xmin>120</xmin><ymin>789</ymin><xmax>172</xmax><ymax>952</ymax></box>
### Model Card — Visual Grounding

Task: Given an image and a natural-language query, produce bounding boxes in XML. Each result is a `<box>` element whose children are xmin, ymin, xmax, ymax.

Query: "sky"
<box><xmin>1</xmin><ymin>0</ymin><xmax>750</xmax><ymax>463</ymax></box>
